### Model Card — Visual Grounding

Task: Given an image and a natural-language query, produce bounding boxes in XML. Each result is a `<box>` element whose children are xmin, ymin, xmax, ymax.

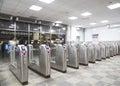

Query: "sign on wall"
<box><xmin>76</xmin><ymin>36</ymin><xmax>80</xmax><ymax>44</ymax></box>
<box><xmin>92</xmin><ymin>34</ymin><xmax>99</xmax><ymax>41</ymax></box>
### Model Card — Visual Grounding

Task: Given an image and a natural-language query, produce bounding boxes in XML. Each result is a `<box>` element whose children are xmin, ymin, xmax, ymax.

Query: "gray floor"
<box><xmin>0</xmin><ymin>56</ymin><xmax>120</xmax><ymax>86</ymax></box>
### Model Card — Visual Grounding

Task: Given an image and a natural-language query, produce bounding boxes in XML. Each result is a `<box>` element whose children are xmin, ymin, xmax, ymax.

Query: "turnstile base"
<box><xmin>22</xmin><ymin>81</ymin><xmax>28</xmax><ymax>85</ymax></box>
<box><xmin>96</xmin><ymin>59</ymin><xmax>102</xmax><ymax>61</ymax></box>
<box><xmin>67</xmin><ymin>65</ymin><xmax>79</xmax><ymax>69</ymax></box>
<box><xmin>102</xmin><ymin>58</ymin><xmax>106</xmax><ymax>60</ymax></box>
<box><xmin>9</xmin><ymin>66</ymin><xmax>28</xmax><ymax>85</ymax></box>
<box><xmin>89</xmin><ymin>61</ymin><xmax>95</xmax><ymax>63</ymax></box>
<box><xmin>28</xmin><ymin>66</ymin><xmax>50</xmax><ymax>78</ymax></box>
<box><xmin>79</xmin><ymin>63</ymin><xmax>88</xmax><ymax>66</ymax></box>
<box><xmin>51</xmin><ymin>67</ymin><xmax>67</xmax><ymax>73</ymax></box>
<box><xmin>106</xmin><ymin>57</ymin><xmax>110</xmax><ymax>59</ymax></box>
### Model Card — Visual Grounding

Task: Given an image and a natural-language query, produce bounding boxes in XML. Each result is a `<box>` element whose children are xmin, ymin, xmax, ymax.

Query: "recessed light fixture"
<box><xmin>111</xmin><ymin>24</ymin><xmax>120</xmax><ymax>27</ymax></box>
<box><xmin>92</xmin><ymin>29</ymin><xmax>97</xmax><ymax>30</ymax></box>
<box><xmin>39</xmin><ymin>0</ymin><xmax>55</xmax><ymax>4</ymax></box>
<box><xmin>62</xmin><ymin>28</ymin><xmax>66</xmax><ymax>30</ymax></box>
<box><xmin>81</xmin><ymin>12</ymin><xmax>92</xmax><ymax>17</ymax></box>
<box><xmin>101</xmin><ymin>20</ymin><xmax>109</xmax><ymax>23</ymax></box>
<box><xmin>74</xmin><ymin>25</ymin><xmax>83</xmax><ymax>27</ymax></box>
<box><xmin>34</xmin><ymin>29</ymin><xmax>38</xmax><ymax>30</ymax></box>
<box><xmin>90</xmin><ymin>23</ymin><xmax>97</xmax><ymax>25</ymax></box>
<box><xmin>50</xmin><ymin>30</ymin><xmax>54</xmax><ymax>33</ymax></box>
<box><xmin>55</xmin><ymin>24</ymin><xmax>60</xmax><ymax>26</ymax></box>
<box><xmin>68</xmin><ymin>16</ymin><xmax>78</xmax><ymax>20</ymax></box>
<box><xmin>29</xmin><ymin>5</ymin><xmax>42</xmax><ymax>11</ymax></box>
<box><xmin>107</xmin><ymin>3</ymin><xmax>120</xmax><ymax>10</ymax></box>
<box><xmin>55</xmin><ymin>21</ymin><xmax>62</xmax><ymax>23</ymax></box>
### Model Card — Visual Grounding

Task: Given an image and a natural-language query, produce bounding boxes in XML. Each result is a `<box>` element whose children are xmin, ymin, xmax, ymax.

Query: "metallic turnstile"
<box><xmin>28</xmin><ymin>44</ymin><xmax>51</xmax><ymax>78</ymax></box>
<box><xmin>78</xmin><ymin>44</ymin><xmax>88</xmax><ymax>66</ymax></box>
<box><xmin>50</xmin><ymin>44</ymin><xmax>67</xmax><ymax>73</ymax></box>
<box><xmin>66</xmin><ymin>44</ymin><xmax>79</xmax><ymax>69</ymax></box>
<box><xmin>87</xmin><ymin>43</ymin><xmax>96</xmax><ymax>63</ymax></box>
<box><xmin>108</xmin><ymin>42</ymin><xmax>114</xmax><ymax>57</ymax></box>
<box><xmin>115</xmin><ymin>42</ymin><xmax>119</xmax><ymax>55</ymax></box>
<box><xmin>112</xmin><ymin>42</ymin><xmax>118</xmax><ymax>56</ymax></box>
<box><xmin>118</xmin><ymin>42</ymin><xmax>120</xmax><ymax>55</ymax></box>
<box><xmin>105</xmin><ymin>43</ymin><xmax>110</xmax><ymax>58</ymax></box>
<box><xmin>94</xmin><ymin>44</ymin><xmax>102</xmax><ymax>61</ymax></box>
<box><xmin>99</xmin><ymin>43</ymin><xmax>106</xmax><ymax>59</ymax></box>
<box><xmin>9</xmin><ymin>45</ymin><xmax>28</xmax><ymax>85</ymax></box>
<box><xmin>0</xmin><ymin>45</ymin><xmax>2</xmax><ymax>58</ymax></box>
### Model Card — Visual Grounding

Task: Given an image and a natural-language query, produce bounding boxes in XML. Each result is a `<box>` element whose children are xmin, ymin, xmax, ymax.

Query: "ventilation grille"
<box><xmin>0</xmin><ymin>13</ymin><xmax>12</xmax><ymax>20</ymax></box>
<box><xmin>16</xmin><ymin>17</ymin><xmax>36</xmax><ymax>24</ymax></box>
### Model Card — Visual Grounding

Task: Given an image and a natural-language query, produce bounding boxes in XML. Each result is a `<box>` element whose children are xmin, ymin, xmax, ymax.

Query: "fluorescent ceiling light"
<box><xmin>81</xmin><ymin>12</ymin><xmax>92</xmax><ymax>17</ymax></box>
<box><xmin>90</xmin><ymin>23</ymin><xmax>97</xmax><ymax>25</ymax></box>
<box><xmin>62</xmin><ymin>28</ymin><xmax>66</xmax><ymax>30</ymax></box>
<box><xmin>112</xmin><ymin>29</ymin><xmax>117</xmax><ymax>30</ymax></box>
<box><xmin>55</xmin><ymin>21</ymin><xmax>62</xmax><ymax>23</ymax></box>
<box><xmin>76</xmin><ymin>28</ymin><xmax>81</xmax><ymax>31</ymax></box>
<box><xmin>111</xmin><ymin>24</ymin><xmax>120</xmax><ymax>27</ymax></box>
<box><xmin>55</xmin><ymin>24</ymin><xmax>60</xmax><ymax>26</ymax></box>
<box><xmin>50</xmin><ymin>30</ymin><xmax>54</xmax><ymax>33</ymax></box>
<box><xmin>107</xmin><ymin>3</ymin><xmax>120</xmax><ymax>10</ymax></box>
<box><xmin>101</xmin><ymin>20</ymin><xmax>109</xmax><ymax>23</ymax></box>
<box><xmin>29</xmin><ymin>5</ymin><xmax>42</xmax><ymax>11</ymax></box>
<box><xmin>39</xmin><ymin>0</ymin><xmax>55</xmax><ymax>4</ymax></box>
<box><xmin>68</xmin><ymin>16</ymin><xmax>78</xmax><ymax>20</ymax></box>
<box><xmin>34</xmin><ymin>29</ymin><xmax>38</xmax><ymax>30</ymax></box>
<box><xmin>74</xmin><ymin>25</ymin><xmax>83</xmax><ymax>27</ymax></box>
<box><xmin>92</xmin><ymin>29</ymin><xmax>97</xmax><ymax>30</ymax></box>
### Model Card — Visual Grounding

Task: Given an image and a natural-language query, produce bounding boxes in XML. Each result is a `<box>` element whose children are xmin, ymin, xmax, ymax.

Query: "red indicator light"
<box><xmin>21</xmin><ymin>52</ymin><xmax>27</xmax><ymax>55</ymax></box>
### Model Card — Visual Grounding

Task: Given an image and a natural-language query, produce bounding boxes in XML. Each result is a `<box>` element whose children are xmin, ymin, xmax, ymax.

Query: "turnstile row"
<box><xmin>9</xmin><ymin>41</ymin><xmax>120</xmax><ymax>85</ymax></box>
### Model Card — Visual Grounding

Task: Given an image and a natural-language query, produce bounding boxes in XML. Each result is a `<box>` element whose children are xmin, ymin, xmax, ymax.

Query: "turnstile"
<box><xmin>28</xmin><ymin>44</ymin><xmax>51</xmax><ymax>78</ymax></box>
<box><xmin>0</xmin><ymin>45</ymin><xmax>2</xmax><ymax>58</ymax></box>
<box><xmin>99</xmin><ymin>43</ymin><xmax>106</xmax><ymax>59</ymax></box>
<box><xmin>87</xmin><ymin>43</ymin><xmax>96</xmax><ymax>63</ymax></box>
<box><xmin>94</xmin><ymin>44</ymin><xmax>102</xmax><ymax>61</ymax></box>
<box><xmin>115</xmin><ymin>42</ymin><xmax>119</xmax><ymax>55</ymax></box>
<box><xmin>108</xmin><ymin>42</ymin><xmax>114</xmax><ymax>57</ymax></box>
<box><xmin>112</xmin><ymin>42</ymin><xmax>118</xmax><ymax>56</ymax></box>
<box><xmin>50</xmin><ymin>44</ymin><xmax>67</xmax><ymax>73</ymax></box>
<box><xmin>66</xmin><ymin>44</ymin><xmax>79</xmax><ymax>69</ymax></box>
<box><xmin>9</xmin><ymin>45</ymin><xmax>28</xmax><ymax>85</ymax></box>
<box><xmin>78</xmin><ymin>44</ymin><xmax>88</xmax><ymax>66</ymax></box>
<box><xmin>118</xmin><ymin>42</ymin><xmax>120</xmax><ymax>55</ymax></box>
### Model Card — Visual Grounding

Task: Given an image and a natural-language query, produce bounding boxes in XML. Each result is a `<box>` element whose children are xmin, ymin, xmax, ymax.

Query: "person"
<box><xmin>9</xmin><ymin>38</ymin><xmax>19</xmax><ymax>46</ymax></box>
<box><xmin>0</xmin><ymin>41</ymin><xmax>4</xmax><ymax>57</ymax></box>
<box><xmin>19</xmin><ymin>38</ymin><xmax>24</xmax><ymax>45</ymax></box>
<box><xmin>45</xmin><ymin>39</ymin><xmax>50</xmax><ymax>46</ymax></box>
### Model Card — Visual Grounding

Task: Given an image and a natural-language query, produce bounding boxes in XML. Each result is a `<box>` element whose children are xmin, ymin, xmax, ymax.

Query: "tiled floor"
<box><xmin>0</xmin><ymin>56</ymin><xmax>120</xmax><ymax>86</ymax></box>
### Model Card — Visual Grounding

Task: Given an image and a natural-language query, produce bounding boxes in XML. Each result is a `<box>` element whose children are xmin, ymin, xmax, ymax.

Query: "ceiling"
<box><xmin>0</xmin><ymin>0</ymin><xmax>120</xmax><ymax>28</ymax></box>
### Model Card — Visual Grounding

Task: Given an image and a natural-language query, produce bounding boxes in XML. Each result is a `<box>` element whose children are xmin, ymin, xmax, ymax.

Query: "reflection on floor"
<box><xmin>0</xmin><ymin>56</ymin><xmax>120</xmax><ymax>86</ymax></box>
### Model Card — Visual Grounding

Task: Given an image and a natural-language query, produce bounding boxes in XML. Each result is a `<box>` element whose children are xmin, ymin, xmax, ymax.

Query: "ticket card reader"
<box><xmin>9</xmin><ymin>45</ymin><xmax>28</xmax><ymax>85</ymax></box>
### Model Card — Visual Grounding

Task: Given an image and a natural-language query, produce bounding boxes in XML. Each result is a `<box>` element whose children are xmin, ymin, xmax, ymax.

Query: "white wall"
<box><xmin>66</xmin><ymin>26</ymin><xmax>84</xmax><ymax>42</ymax></box>
<box><xmin>85</xmin><ymin>26</ymin><xmax>120</xmax><ymax>41</ymax></box>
